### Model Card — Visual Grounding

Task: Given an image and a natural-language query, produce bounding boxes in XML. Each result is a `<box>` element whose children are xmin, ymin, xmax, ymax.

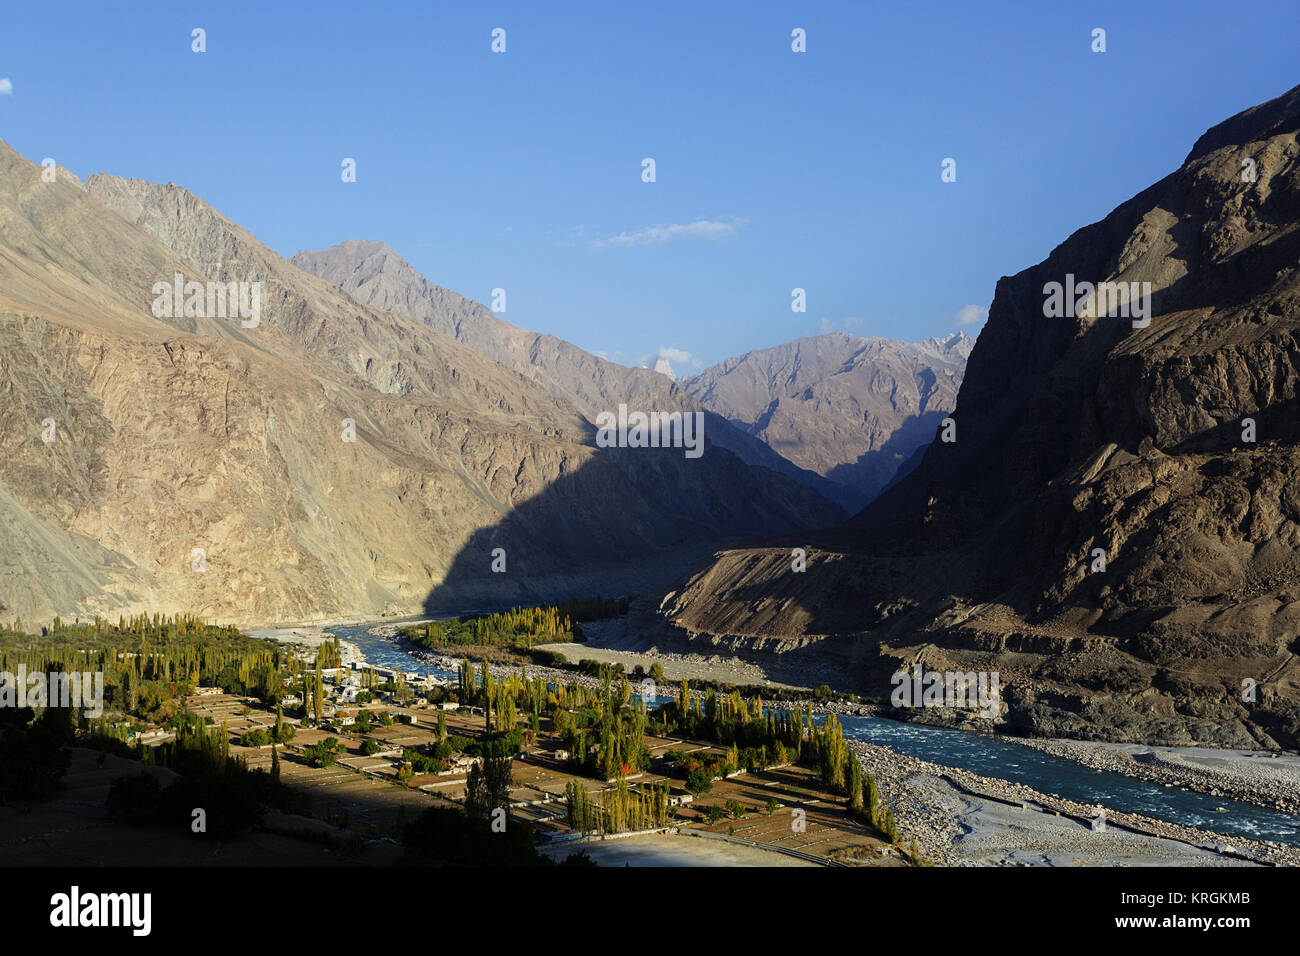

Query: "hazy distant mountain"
<box><xmin>291</xmin><ymin>240</ymin><xmax>848</xmax><ymax>506</ymax></box>
<box><xmin>663</xmin><ymin>84</ymin><xmax>1300</xmax><ymax>748</ymax></box>
<box><xmin>0</xmin><ymin>141</ymin><xmax>842</xmax><ymax>626</ymax></box>
<box><xmin>684</xmin><ymin>331</ymin><xmax>972</xmax><ymax>509</ymax></box>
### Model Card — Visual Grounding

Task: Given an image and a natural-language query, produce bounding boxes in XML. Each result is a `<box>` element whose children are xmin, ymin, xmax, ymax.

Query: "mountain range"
<box><xmin>684</xmin><ymin>331</ymin><xmax>972</xmax><ymax>509</ymax></box>
<box><xmin>291</xmin><ymin>242</ymin><xmax>971</xmax><ymax>513</ymax></box>
<box><xmin>0</xmin><ymin>145</ymin><xmax>849</xmax><ymax>625</ymax></box>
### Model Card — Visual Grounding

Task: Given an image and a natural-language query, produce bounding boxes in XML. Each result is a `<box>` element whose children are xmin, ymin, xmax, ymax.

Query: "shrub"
<box><xmin>303</xmin><ymin>737</ymin><xmax>341</xmax><ymax>768</ymax></box>
<box><xmin>684</xmin><ymin>766</ymin><xmax>714</xmax><ymax>795</ymax></box>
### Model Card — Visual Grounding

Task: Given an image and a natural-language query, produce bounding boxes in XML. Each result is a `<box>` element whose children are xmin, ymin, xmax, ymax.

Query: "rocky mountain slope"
<box><xmin>0</xmin><ymin>142</ymin><xmax>842</xmax><ymax>626</ymax></box>
<box><xmin>661</xmin><ymin>84</ymin><xmax>1300</xmax><ymax>749</ymax></box>
<box><xmin>684</xmin><ymin>331</ymin><xmax>972</xmax><ymax>509</ymax></box>
<box><xmin>290</xmin><ymin>240</ymin><xmax>847</xmax><ymax>508</ymax></box>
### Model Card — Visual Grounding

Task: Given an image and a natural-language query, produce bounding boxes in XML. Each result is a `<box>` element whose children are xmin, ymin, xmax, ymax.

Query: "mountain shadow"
<box><xmin>422</xmin><ymin>430</ymin><xmax>846</xmax><ymax>615</ymax></box>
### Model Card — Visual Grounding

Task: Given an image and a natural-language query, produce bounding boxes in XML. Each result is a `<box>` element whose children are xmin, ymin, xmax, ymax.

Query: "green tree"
<box><xmin>865</xmin><ymin>776</ymin><xmax>881</xmax><ymax>825</ymax></box>
<box><xmin>464</xmin><ymin>762</ymin><xmax>487</xmax><ymax>820</ymax></box>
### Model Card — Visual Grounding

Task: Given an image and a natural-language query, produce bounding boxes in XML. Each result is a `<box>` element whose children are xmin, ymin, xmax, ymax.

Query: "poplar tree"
<box><xmin>866</xmin><ymin>776</ymin><xmax>881</xmax><ymax>826</ymax></box>
<box><xmin>313</xmin><ymin>659</ymin><xmax>324</xmax><ymax>723</ymax></box>
<box><xmin>846</xmin><ymin>753</ymin><xmax>864</xmax><ymax>814</ymax></box>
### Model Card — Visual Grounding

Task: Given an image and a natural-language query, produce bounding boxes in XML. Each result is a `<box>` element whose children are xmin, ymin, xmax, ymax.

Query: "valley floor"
<box><xmin>250</xmin><ymin>615</ymin><xmax>1300</xmax><ymax>867</ymax></box>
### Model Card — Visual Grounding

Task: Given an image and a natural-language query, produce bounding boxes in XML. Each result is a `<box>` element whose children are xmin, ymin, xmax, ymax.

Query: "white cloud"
<box><xmin>954</xmin><ymin>304</ymin><xmax>988</xmax><ymax>326</ymax></box>
<box><xmin>0</xmin><ymin>78</ymin><xmax>13</xmax><ymax>95</ymax></box>
<box><xmin>636</xmin><ymin>346</ymin><xmax>698</xmax><ymax>379</ymax></box>
<box><xmin>594</xmin><ymin>218</ymin><xmax>742</xmax><ymax>248</ymax></box>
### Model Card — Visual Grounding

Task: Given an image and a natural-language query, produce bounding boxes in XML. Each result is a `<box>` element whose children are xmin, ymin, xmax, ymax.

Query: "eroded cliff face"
<box><xmin>663</xmin><ymin>85</ymin><xmax>1300</xmax><ymax>748</ymax></box>
<box><xmin>0</xmin><ymin>143</ymin><xmax>842</xmax><ymax>627</ymax></box>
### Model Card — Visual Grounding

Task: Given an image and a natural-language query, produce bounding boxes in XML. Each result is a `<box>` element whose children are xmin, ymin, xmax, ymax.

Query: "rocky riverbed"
<box><xmin>1004</xmin><ymin>737</ymin><xmax>1300</xmax><ymax>816</ymax></box>
<box><xmin>849</xmin><ymin>739</ymin><xmax>1300</xmax><ymax>867</ymax></box>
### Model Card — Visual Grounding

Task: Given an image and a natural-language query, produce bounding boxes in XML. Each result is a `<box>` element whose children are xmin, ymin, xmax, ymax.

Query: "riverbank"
<box><xmin>1004</xmin><ymin>737</ymin><xmax>1300</xmax><ymax>816</ymax></box>
<box><xmin>850</xmin><ymin>739</ymin><xmax>1299</xmax><ymax>867</ymax></box>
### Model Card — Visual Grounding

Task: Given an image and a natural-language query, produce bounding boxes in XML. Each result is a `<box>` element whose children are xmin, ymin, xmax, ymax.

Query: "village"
<box><xmin>182</xmin><ymin>659</ymin><xmax>904</xmax><ymax>866</ymax></box>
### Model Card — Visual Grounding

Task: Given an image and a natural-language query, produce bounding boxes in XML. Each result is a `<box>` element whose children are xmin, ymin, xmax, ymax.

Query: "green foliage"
<box><xmin>402</xmin><ymin>747</ymin><xmax>444</xmax><ymax>774</ymax></box>
<box><xmin>684</xmin><ymin>765</ymin><xmax>715</xmax><ymax>795</ymax></box>
<box><xmin>402</xmin><ymin>597</ymin><xmax>632</xmax><ymax>655</ymax></box>
<box><xmin>0</xmin><ymin>614</ymin><xmax>290</xmax><ymax>723</ymax></box>
<box><xmin>314</xmin><ymin>638</ymin><xmax>343</xmax><ymax>670</ymax></box>
<box><xmin>464</xmin><ymin>753</ymin><xmax>512</xmax><ymax>820</ymax></box>
<box><xmin>564</xmin><ymin>778</ymin><xmax>668</xmax><ymax>835</ymax></box>
<box><xmin>302</xmin><ymin>737</ymin><xmax>341</xmax><ymax>768</ymax></box>
<box><xmin>110</xmin><ymin>718</ymin><xmax>283</xmax><ymax>837</ymax></box>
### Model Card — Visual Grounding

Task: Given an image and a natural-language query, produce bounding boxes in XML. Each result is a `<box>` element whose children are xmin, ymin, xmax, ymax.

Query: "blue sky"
<box><xmin>2</xmin><ymin>1</ymin><xmax>1297</xmax><ymax>372</ymax></box>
